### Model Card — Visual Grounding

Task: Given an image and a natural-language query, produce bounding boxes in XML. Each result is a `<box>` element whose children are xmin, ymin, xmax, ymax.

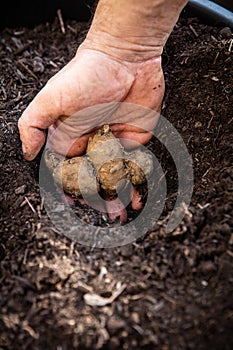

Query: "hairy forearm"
<box><xmin>84</xmin><ymin>0</ymin><xmax>188</xmax><ymax>61</ymax></box>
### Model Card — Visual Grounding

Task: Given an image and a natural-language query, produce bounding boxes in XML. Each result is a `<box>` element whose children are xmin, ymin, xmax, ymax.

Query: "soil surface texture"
<box><xmin>0</xmin><ymin>8</ymin><xmax>233</xmax><ymax>350</ymax></box>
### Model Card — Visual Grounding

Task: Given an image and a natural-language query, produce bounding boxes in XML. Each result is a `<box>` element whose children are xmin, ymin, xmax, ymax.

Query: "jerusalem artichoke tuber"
<box><xmin>44</xmin><ymin>124</ymin><xmax>153</xmax><ymax>199</ymax></box>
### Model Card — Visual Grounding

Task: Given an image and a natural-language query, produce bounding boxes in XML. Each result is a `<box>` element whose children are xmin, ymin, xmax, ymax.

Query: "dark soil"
<box><xmin>0</xmin><ymin>8</ymin><xmax>233</xmax><ymax>350</ymax></box>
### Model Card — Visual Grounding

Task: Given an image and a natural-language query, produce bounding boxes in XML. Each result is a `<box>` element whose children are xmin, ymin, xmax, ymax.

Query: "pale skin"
<box><xmin>18</xmin><ymin>0</ymin><xmax>187</xmax><ymax>222</ymax></box>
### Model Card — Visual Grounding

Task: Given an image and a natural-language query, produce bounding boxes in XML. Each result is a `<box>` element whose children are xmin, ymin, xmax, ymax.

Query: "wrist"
<box><xmin>83</xmin><ymin>30</ymin><xmax>163</xmax><ymax>63</ymax></box>
<box><xmin>83</xmin><ymin>0</ymin><xmax>187</xmax><ymax>62</ymax></box>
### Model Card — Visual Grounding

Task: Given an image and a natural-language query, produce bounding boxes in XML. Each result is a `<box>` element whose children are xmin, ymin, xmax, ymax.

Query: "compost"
<box><xmin>0</xmin><ymin>8</ymin><xmax>232</xmax><ymax>350</ymax></box>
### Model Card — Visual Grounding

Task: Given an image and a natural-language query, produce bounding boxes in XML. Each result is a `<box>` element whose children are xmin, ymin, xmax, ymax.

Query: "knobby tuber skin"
<box><xmin>44</xmin><ymin>124</ymin><xmax>153</xmax><ymax>200</ymax></box>
<box><xmin>125</xmin><ymin>149</ymin><xmax>153</xmax><ymax>186</ymax></box>
<box><xmin>87</xmin><ymin>125</ymin><xmax>129</xmax><ymax>197</ymax></box>
<box><xmin>44</xmin><ymin>150</ymin><xmax>99</xmax><ymax>197</ymax></box>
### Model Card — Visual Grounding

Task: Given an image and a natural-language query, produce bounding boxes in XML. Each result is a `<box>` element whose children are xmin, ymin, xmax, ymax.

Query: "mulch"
<box><xmin>0</xmin><ymin>8</ymin><xmax>233</xmax><ymax>350</ymax></box>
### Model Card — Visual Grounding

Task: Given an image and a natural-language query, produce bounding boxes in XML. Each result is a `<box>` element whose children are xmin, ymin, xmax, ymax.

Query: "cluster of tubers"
<box><xmin>44</xmin><ymin>125</ymin><xmax>153</xmax><ymax>199</ymax></box>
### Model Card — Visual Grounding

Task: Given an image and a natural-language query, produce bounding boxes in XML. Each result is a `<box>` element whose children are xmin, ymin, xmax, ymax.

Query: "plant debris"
<box><xmin>0</xmin><ymin>10</ymin><xmax>232</xmax><ymax>350</ymax></box>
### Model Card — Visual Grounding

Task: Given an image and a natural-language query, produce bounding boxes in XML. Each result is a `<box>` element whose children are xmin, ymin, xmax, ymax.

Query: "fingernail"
<box><xmin>22</xmin><ymin>144</ymin><xmax>35</xmax><ymax>160</ymax></box>
<box><xmin>22</xmin><ymin>151</ymin><xmax>35</xmax><ymax>159</ymax></box>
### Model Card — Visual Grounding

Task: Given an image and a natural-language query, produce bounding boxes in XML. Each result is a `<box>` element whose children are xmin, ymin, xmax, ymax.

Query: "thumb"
<box><xmin>18</xmin><ymin>118</ymin><xmax>46</xmax><ymax>161</ymax></box>
<box><xmin>18</xmin><ymin>84</ymin><xmax>61</xmax><ymax>160</ymax></box>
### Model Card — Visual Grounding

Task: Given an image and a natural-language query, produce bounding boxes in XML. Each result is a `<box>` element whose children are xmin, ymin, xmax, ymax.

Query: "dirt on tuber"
<box><xmin>44</xmin><ymin>124</ymin><xmax>153</xmax><ymax>199</ymax></box>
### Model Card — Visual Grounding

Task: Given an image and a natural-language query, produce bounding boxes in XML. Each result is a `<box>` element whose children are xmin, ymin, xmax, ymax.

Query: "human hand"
<box><xmin>19</xmin><ymin>0</ymin><xmax>189</xmax><ymax>156</ymax></box>
<box><xmin>18</xmin><ymin>43</ymin><xmax>164</xmax><ymax>222</ymax></box>
<box><xmin>18</xmin><ymin>45</ymin><xmax>164</xmax><ymax>159</ymax></box>
<box><xmin>19</xmin><ymin>0</ymin><xmax>189</xmax><ymax>221</ymax></box>
<box><xmin>18</xmin><ymin>0</ymin><xmax>189</xmax><ymax>222</ymax></box>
